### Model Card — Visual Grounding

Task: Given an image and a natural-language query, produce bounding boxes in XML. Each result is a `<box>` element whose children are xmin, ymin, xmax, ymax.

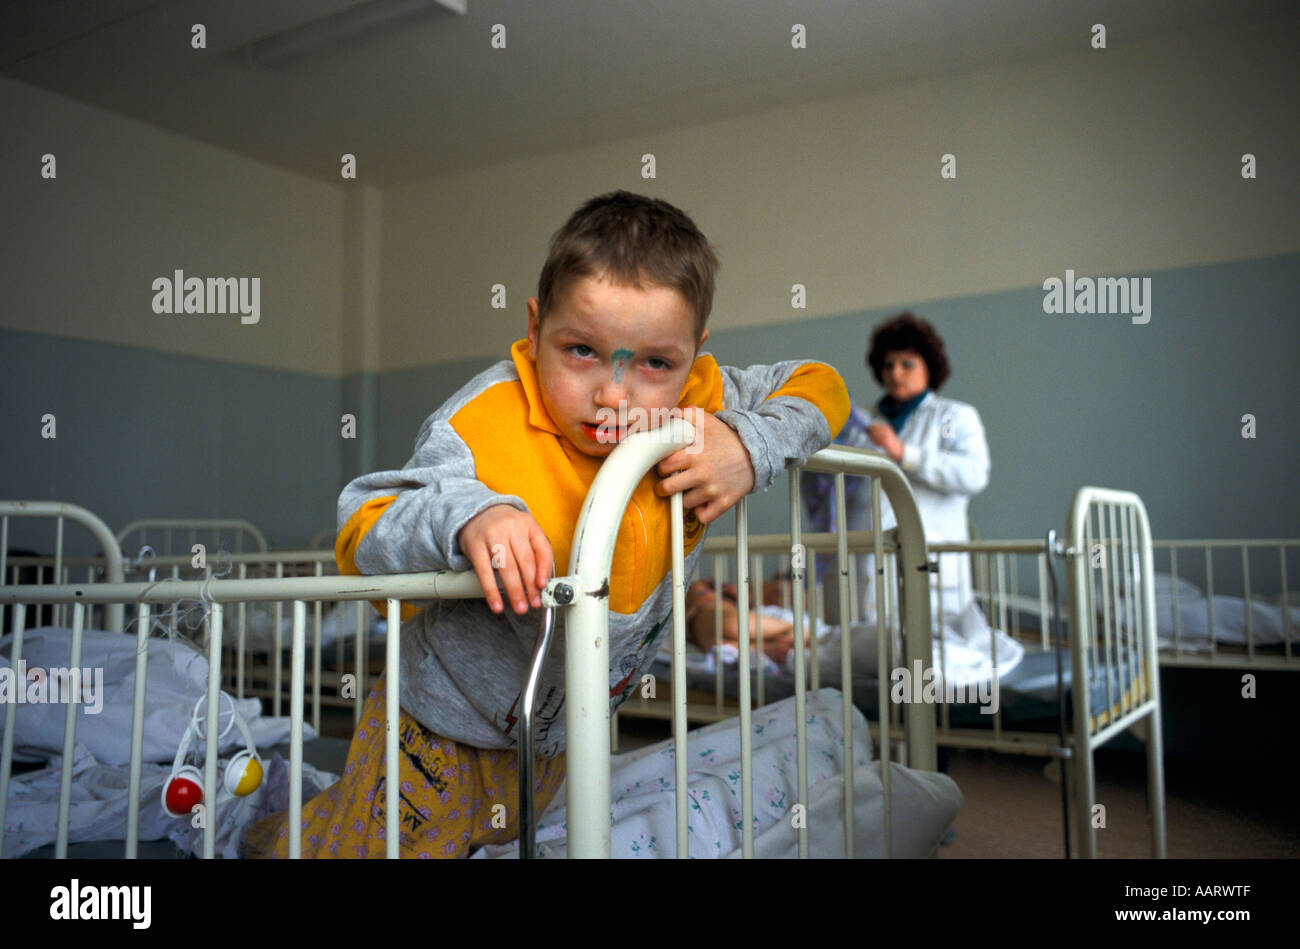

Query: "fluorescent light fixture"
<box><xmin>243</xmin><ymin>0</ymin><xmax>466</xmax><ymax>68</ymax></box>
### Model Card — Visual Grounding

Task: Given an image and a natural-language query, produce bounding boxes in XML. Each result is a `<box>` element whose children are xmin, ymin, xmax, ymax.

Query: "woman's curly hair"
<box><xmin>866</xmin><ymin>312</ymin><xmax>950</xmax><ymax>392</ymax></box>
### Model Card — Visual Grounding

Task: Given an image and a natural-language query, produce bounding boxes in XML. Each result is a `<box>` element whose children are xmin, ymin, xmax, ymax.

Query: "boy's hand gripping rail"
<box><xmin>529</xmin><ymin>428</ymin><xmax>935</xmax><ymax>858</ymax></box>
<box><xmin>522</xmin><ymin>418</ymin><xmax>698</xmax><ymax>859</ymax></box>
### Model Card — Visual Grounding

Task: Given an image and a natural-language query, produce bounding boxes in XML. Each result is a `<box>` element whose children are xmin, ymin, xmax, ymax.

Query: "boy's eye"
<box><xmin>646</xmin><ymin>357</ymin><xmax>672</xmax><ymax>371</ymax></box>
<box><xmin>567</xmin><ymin>344</ymin><xmax>594</xmax><ymax>358</ymax></box>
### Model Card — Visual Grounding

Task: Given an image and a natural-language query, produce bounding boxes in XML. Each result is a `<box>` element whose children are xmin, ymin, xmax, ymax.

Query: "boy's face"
<box><xmin>527</xmin><ymin>273</ymin><xmax>708</xmax><ymax>458</ymax></box>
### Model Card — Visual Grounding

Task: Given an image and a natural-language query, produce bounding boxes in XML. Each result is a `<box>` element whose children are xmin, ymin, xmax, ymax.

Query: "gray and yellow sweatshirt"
<box><xmin>336</xmin><ymin>338</ymin><xmax>848</xmax><ymax>757</ymax></box>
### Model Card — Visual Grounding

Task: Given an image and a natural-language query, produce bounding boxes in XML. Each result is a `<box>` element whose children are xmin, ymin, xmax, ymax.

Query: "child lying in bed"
<box><xmin>684</xmin><ymin>577</ymin><xmax>811</xmax><ymax>664</ymax></box>
<box><xmin>243</xmin><ymin>190</ymin><xmax>849</xmax><ymax>858</ymax></box>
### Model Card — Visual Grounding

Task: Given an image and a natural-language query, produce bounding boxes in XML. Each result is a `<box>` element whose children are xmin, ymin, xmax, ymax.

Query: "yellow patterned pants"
<box><xmin>244</xmin><ymin>675</ymin><xmax>566</xmax><ymax>858</ymax></box>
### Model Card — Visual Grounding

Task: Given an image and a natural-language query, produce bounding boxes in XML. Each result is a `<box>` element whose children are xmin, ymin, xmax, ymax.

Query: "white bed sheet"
<box><xmin>473</xmin><ymin>687</ymin><xmax>961</xmax><ymax>859</ymax></box>
<box><xmin>977</xmin><ymin>574</ymin><xmax>1300</xmax><ymax>652</ymax></box>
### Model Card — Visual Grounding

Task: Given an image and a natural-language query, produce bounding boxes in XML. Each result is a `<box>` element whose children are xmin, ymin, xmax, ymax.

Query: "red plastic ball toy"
<box><xmin>165</xmin><ymin>776</ymin><xmax>202</xmax><ymax>815</ymax></box>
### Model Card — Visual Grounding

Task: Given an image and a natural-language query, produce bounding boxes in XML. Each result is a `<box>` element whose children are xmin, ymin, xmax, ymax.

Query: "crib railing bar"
<box><xmin>809</xmin><ymin>553</ymin><xmax>820</xmax><ymax>691</ymax></box>
<box><xmin>1109</xmin><ymin>505</ymin><xmax>1124</xmax><ymax>716</ymax></box>
<box><xmin>789</xmin><ymin>473</ymin><xmax>810</xmax><ymax>859</ymax></box>
<box><xmin>335</xmin><ymin>603</ymin><xmax>345</xmax><ymax>688</ymax></box>
<box><xmin>735</xmin><ymin>496</ymin><xmax>754</xmax><ymax>859</ymax></box>
<box><xmin>991</xmin><ymin>551</ymin><xmax>1004</xmax><ymax>741</ymax></box>
<box><xmin>1132</xmin><ymin>508</ymin><xmax>1146</xmax><ymax>705</ymax></box>
<box><xmin>752</xmin><ymin>552</ymin><xmax>764</xmax><ymax>710</ymax></box>
<box><xmin>54</xmin><ymin>516</ymin><xmax>64</xmax><ymax>629</ymax></box>
<box><xmin>1169</xmin><ymin>547</ymin><xmax>1182</xmax><ymax>655</ymax></box>
<box><xmin>847</xmin><ymin>545</ymin><xmax>860</xmax><ymax>625</ymax></box>
<box><xmin>354</xmin><ymin>601</ymin><xmax>367</xmax><ymax>725</ymax></box>
<box><xmin>1134</xmin><ymin>510</ymin><xmax>1151</xmax><ymax>704</ymax></box>
<box><xmin>717</xmin><ymin>551</ymin><xmax>728</xmax><ymax>712</ymax></box>
<box><xmin>1122</xmin><ymin>505</ymin><xmax>1135</xmax><ymax>709</ymax></box>
<box><xmin>1037</xmin><ymin>555</ymin><xmax>1050</xmax><ymax>651</ymax></box>
<box><xmin>521</xmin><ymin>599</ymin><xmax>558</xmax><ymax>859</ymax></box>
<box><xmin>237</xmin><ymin>563</ymin><xmax>248</xmax><ymax>699</ymax></box>
<box><xmin>1241</xmin><ymin>545</ymin><xmax>1253</xmax><ymax>657</ymax></box>
<box><xmin>125</xmin><ymin>603</ymin><xmax>150</xmax><ymax>858</ymax></box>
<box><xmin>54</xmin><ymin>602</ymin><xmax>86</xmax><ymax>858</ymax></box>
<box><xmin>168</xmin><ymin>565</ymin><xmax>179</xmax><ymax>648</ymax></box>
<box><xmin>274</xmin><ymin>563</ymin><xmax>284</xmax><ymax>718</ymax></box>
<box><xmin>202</xmin><ymin>602</ymin><xmax>223</xmax><ymax>860</ymax></box>
<box><xmin>698</xmin><ymin>530</ymin><xmax>899</xmax><ymax>557</ymax></box>
<box><xmin>1205</xmin><ymin>549</ymin><xmax>1217</xmax><ymax>656</ymax></box>
<box><xmin>0</xmin><ymin>570</ymin><xmax>486</xmax><ymax>606</ymax></box>
<box><xmin>0</xmin><ymin>603</ymin><xmax>24</xmax><ymax>858</ymax></box>
<box><xmin>1101</xmin><ymin>506</ymin><xmax>1117</xmax><ymax>720</ymax></box>
<box><xmin>935</xmin><ymin>555</ymin><xmax>950</xmax><ymax>735</ymax></box>
<box><xmin>1119</xmin><ymin>507</ymin><xmax>1133</xmax><ymax>712</ymax></box>
<box><xmin>1067</xmin><ymin>507</ymin><xmax>1098</xmax><ymax>856</ymax></box>
<box><xmin>1124</xmin><ymin>506</ymin><xmax>1137</xmax><ymax>711</ymax></box>
<box><xmin>1281</xmin><ymin>548</ymin><xmax>1292</xmax><ymax>659</ymax></box>
<box><xmin>1116</xmin><ymin>505</ymin><xmax>1130</xmax><ymax>710</ymax></box>
<box><xmin>313</xmin><ymin>562</ymin><xmax>324</xmax><ymax>736</ymax></box>
<box><xmin>385</xmin><ymin>598</ymin><xmax>401</xmax><ymax>859</ymax></box>
<box><xmin>834</xmin><ymin>473</ymin><xmax>854</xmax><ymax>858</ymax></box>
<box><xmin>289</xmin><ymin>601</ymin><xmax>306</xmax><ymax>859</ymax></box>
<box><xmin>670</xmin><ymin>492</ymin><xmax>688</xmax><ymax>859</ymax></box>
<box><xmin>871</xmin><ymin>477</ymin><xmax>889</xmax><ymax>858</ymax></box>
<box><xmin>781</xmin><ymin>555</ymin><xmax>791</xmax><ymax>612</ymax></box>
<box><xmin>1008</xmin><ymin>550</ymin><xmax>1019</xmax><ymax>648</ymax></box>
<box><xmin>1081</xmin><ymin>515</ymin><xmax>1094</xmax><ymax>686</ymax></box>
<box><xmin>886</xmin><ymin>552</ymin><xmax>902</xmax><ymax>741</ymax></box>
<box><xmin>941</xmin><ymin>553</ymin><xmax>951</xmax><ymax>733</ymax></box>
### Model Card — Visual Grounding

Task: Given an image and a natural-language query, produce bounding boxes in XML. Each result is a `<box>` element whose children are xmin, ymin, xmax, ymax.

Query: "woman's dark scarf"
<box><xmin>877</xmin><ymin>389</ymin><xmax>929</xmax><ymax>433</ymax></box>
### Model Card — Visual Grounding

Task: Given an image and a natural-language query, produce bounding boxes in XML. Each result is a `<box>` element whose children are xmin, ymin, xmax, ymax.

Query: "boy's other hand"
<box><xmin>654</xmin><ymin>407</ymin><xmax>756</xmax><ymax>525</ymax></box>
<box><xmin>458</xmin><ymin>505</ymin><xmax>554</xmax><ymax>615</ymax></box>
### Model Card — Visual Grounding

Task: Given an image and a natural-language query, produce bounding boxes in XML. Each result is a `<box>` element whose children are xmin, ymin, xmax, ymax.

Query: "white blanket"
<box><xmin>473</xmin><ymin>688</ymin><xmax>961</xmax><ymax>859</ymax></box>
<box><xmin>2</xmin><ymin>747</ymin><xmax>336</xmax><ymax>859</ymax></box>
<box><xmin>0</xmin><ymin>626</ymin><xmax>312</xmax><ymax>765</ymax></box>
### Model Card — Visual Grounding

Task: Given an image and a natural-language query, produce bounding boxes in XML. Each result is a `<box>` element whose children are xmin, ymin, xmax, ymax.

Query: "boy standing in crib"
<box><xmin>244</xmin><ymin>191</ymin><xmax>849</xmax><ymax>858</ymax></box>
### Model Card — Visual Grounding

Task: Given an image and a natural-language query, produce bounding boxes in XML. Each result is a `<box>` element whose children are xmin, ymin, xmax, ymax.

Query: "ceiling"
<box><xmin>1</xmin><ymin>0</ymin><xmax>1286</xmax><ymax>187</ymax></box>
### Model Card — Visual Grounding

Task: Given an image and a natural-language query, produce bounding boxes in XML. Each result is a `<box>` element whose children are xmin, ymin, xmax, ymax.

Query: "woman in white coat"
<box><xmin>804</xmin><ymin>313</ymin><xmax>1020</xmax><ymax>685</ymax></box>
<box><xmin>860</xmin><ymin>312</ymin><xmax>989</xmax><ymax>618</ymax></box>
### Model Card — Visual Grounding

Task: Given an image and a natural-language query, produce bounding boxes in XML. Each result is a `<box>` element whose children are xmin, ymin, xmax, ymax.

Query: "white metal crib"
<box><xmin>617</xmin><ymin>485</ymin><xmax>1168</xmax><ymax>858</ymax></box>
<box><xmin>1</xmin><ymin>422</ymin><xmax>942</xmax><ymax>859</ymax></box>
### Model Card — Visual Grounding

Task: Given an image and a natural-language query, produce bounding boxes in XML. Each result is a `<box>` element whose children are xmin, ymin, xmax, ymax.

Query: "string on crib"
<box><xmin>123</xmin><ymin>544</ymin><xmax>237</xmax><ymax>654</ymax></box>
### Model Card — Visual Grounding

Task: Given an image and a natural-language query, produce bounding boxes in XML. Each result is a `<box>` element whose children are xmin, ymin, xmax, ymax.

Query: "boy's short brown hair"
<box><xmin>536</xmin><ymin>191</ymin><xmax>720</xmax><ymax>341</ymax></box>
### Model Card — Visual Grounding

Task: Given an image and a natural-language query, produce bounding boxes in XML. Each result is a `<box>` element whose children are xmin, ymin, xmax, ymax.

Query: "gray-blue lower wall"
<box><xmin>0</xmin><ymin>330</ymin><xmax>343</xmax><ymax>553</ymax></box>
<box><xmin>375</xmin><ymin>253</ymin><xmax>1299</xmax><ymax>555</ymax></box>
<box><xmin>3</xmin><ymin>253</ymin><xmax>1295</xmax><ymax>563</ymax></box>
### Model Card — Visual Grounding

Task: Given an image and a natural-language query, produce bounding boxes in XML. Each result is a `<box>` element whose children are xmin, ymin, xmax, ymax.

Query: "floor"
<box><xmin>610</xmin><ymin>714</ymin><xmax>1300</xmax><ymax>859</ymax></box>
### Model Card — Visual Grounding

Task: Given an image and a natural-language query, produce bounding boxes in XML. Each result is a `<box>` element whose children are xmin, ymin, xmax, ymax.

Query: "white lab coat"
<box><xmin>835</xmin><ymin>392</ymin><xmax>990</xmax><ymax>623</ymax></box>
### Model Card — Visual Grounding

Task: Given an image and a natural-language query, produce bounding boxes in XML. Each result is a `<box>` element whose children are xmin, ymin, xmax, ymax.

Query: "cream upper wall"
<box><xmin>1</xmin><ymin>77</ymin><xmax>346</xmax><ymax>375</ymax></box>
<box><xmin>380</xmin><ymin>13</ymin><xmax>1297</xmax><ymax>372</ymax></box>
<box><xmin>4</xmin><ymin>12</ymin><xmax>1294</xmax><ymax>378</ymax></box>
